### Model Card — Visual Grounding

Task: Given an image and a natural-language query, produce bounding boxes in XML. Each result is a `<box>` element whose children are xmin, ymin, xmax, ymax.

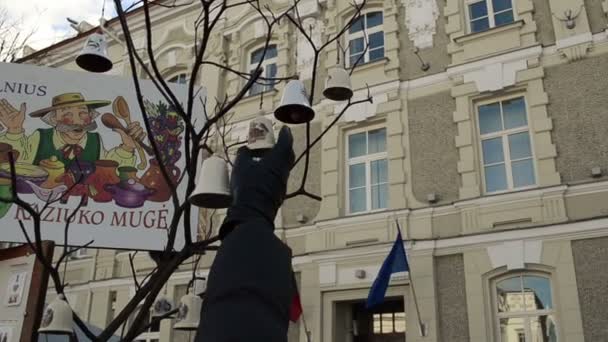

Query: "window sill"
<box><xmin>483</xmin><ymin>184</ymin><xmax>538</xmax><ymax>197</ymax></box>
<box><xmin>240</xmin><ymin>88</ymin><xmax>278</xmax><ymax>103</ymax></box>
<box><xmin>454</xmin><ymin>20</ymin><xmax>524</xmax><ymax>44</ymax></box>
<box><xmin>349</xmin><ymin>57</ymin><xmax>389</xmax><ymax>73</ymax></box>
<box><xmin>345</xmin><ymin>207</ymin><xmax>389</xmax><ymax>217</ymax></box>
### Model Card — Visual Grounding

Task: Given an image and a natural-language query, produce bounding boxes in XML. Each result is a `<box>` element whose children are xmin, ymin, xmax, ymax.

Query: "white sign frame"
<box><xmin>0</xmin><ymin>62</ymin><xmax>201</xmax><ymax>251</ymax></box>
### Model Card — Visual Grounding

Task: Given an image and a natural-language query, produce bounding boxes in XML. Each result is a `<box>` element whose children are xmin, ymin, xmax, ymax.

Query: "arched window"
<box><xmin>346</xmin><ymin>11</ymin><xmax>384</xmax><ymax>67</ymax></box>
<box><xmin>248</xmin><ymin>44</ymin><xmax>278</xmax><ymax>95</ymax></box>
<box><xmin>492</xmin><ymin>273</ymin><xmax>558</xmax><ymax>342</ymax></box>
<box><xmin>168</xmin><ymin>73</ymin><xmax>188</xmax><ymax>84</ymax></box>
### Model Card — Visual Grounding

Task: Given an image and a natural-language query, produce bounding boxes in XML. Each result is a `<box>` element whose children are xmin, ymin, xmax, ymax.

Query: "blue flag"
<box><xmin>366</xmin><ymin>229</ymin><xmax>409</xmax><ymax>309</ymax></box>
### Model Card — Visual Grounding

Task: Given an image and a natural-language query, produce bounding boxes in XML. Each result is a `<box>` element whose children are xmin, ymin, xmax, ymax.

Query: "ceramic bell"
<box><xmin>323</xmin><ymin>67</ymin><xmax>353</xmax><ymax>101</ymax></box>
<box><xmin>189</xmin><ymin>155</ymin><xmax>232</xmax><ymax>209</ymax></box>
<box><xmin>38</xmin><ymin>294</ymin><xmax>73</xmax><ymax>335</ymax></box>
<box><xmin>152</xmin><ymin>295</ymin><xmax>174</xmax><ymax>318</ymax></box>
<box><xmin>193</xmin><ymin>277</ymin><xmax>207</xmax><ymax>296</ymax></box>
<box><xmin>274</xmin><ymin>80</ymin><xmax>315</xmax><ymax>124</ymax></box>
<box><xmin>173</xmin><ymin>293</ymin><xmax>203</xmax><ymax>331</ymax></box>
<box><xmin>247</xmin><ymin>115</ymin><xmax>276</xmax><ymax>150</ymax></box>
<box><xmin>76</xmin><ymin>32</ymin><xmax>113</xmax><ymax>73</ymax></box>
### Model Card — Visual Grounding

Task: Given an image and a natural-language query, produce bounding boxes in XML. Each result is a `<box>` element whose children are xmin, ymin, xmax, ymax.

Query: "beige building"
<box><xmin>9</xmin><ymin>0</ymin><xmax>608</xmax><ymax>340</ymax></box>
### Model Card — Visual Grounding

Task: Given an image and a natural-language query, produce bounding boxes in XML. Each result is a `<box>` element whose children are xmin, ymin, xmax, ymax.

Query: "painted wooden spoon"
<box><xmin>112</xmin><ymin>96</ymin><xmax>148</xmax><ymax>170</ymax></box>
<box><xmin>101</xmin><ymin>113</ymin><xmax>155</xmax><ymax>156</ymax></box>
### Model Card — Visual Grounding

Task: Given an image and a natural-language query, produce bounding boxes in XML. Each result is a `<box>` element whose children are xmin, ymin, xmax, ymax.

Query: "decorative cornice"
<box><xmin>447</xmin><ymin>45</ymin><xmax>542</xmax><ymax>92</ymax></box>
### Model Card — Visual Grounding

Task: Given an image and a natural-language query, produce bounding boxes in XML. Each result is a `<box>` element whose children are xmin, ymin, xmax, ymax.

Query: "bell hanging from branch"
<box><xmin>151</xmin><ymin>295</ymin><xmax>175</xmax><ymax>318</ymax></box>
<box><xmin>323</xmin><ymin>66</ymin><xmax>353</xmax><ymax>101</ymax></box>
<box><xmin>76</xmin><ymin>31</ymin><xmax>113</xmax><ymax>73</ymax></box>
<box><xmin>38</xmin><ymin>294</ymin><xmax>74</xmax><ymax>335</ymax></box>
<box><xmin>274</xmin><ymin>80</ymin><xmax>315</xmax><ymax>124</ymax></box>
<box><xmin>193</xmin><ymin>277</ymin><xmax>207</xmax><ymax>296</ymax></box>
<box><xmin>189</xmin><ymin>155</ymin><xmax>232</xmax><ymax>208</ymax></box>
<box><xmin>173</xmin><ymin>293</ymin><xmax>204</xmax><ymax>331</ymax></box>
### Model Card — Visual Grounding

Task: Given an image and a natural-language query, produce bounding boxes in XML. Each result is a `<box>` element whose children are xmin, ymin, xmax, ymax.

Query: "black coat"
<box><xmin>195</xmin><ymin>127</ymin><xmax>295</xmax><ymax>342</ymax></box>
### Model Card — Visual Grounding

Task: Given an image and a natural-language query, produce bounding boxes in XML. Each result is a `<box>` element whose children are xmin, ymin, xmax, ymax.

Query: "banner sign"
<box><xmin>0</xmin><ymin>62</ymin><xmax>200</xmax><ymax>251</ymax></box>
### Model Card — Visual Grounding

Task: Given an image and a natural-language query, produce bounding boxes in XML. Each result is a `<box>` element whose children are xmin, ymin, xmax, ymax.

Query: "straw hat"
<box><xmin>29</xmin><ymin>93</ymin><xmax>111</xmax><ymax>118</ymax></box>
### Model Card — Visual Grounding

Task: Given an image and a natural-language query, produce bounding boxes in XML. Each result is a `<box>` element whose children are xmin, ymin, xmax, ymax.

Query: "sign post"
<box><xmin>0</xmin><ymin>241</ymin><xmax>54</xmax><ymax>342</ymax></box>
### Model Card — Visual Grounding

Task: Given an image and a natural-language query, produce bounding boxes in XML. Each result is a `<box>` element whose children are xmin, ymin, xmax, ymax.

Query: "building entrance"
<box><xmin>350</xmin><ymin>298</ymin><xmax>406</xmax><ymax>342</ymax></box>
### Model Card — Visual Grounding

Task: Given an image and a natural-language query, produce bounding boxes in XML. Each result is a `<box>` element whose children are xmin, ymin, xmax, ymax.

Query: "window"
<box><xmin>494</xmin><ymin>273</ymin><xmax>558</xmax><ymax>342</ymax></box>
<box><xmin>68</xmin><ymin>247</ymin><xmax>88</xmax><ymax>259</ymax></box>
<box><xmin>372</xmin><ymin>311</ymin><xmax>406</xmax><ymax>334</ymax></box>
<box><xmin>347</xmin><ymin>11</ymin><xmax>384</xmax><ymax>67</ymax></box>
<box><xmin>467</xmin><ymin>0</ymin><xmax>515</xmax><ymax>33</ymax></box>
<box><xmin>249</xmin><ymin>45</ymin><xmax>277</xmax><ymax>95</ymax></box>
<box><xmin>477</xmin><ymin>96</ymin><xmax>535</xmax><ymax>193</ymax></box>
<box><xmin>347</xmin><ymin>128</ymin><xmax>388</xmax><ymax>213</ymax></box>
<box><xmin>168</xmin><ymin>73</ymin><xmax>187</xmax><ymax>84</ymax></box>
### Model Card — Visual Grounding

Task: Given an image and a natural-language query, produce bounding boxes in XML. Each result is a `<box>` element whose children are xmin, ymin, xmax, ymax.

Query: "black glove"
<box><xmin>219</xmin><ymin>125</ymin><xmax>294</xmax><ymax>239</ymax></box>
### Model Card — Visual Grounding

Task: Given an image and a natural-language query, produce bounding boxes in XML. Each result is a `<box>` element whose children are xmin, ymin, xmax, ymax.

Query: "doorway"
<box><xmin>351</xmin><ymin>298</ymin><xmax>405</xmax><ymax>342</ymax></box>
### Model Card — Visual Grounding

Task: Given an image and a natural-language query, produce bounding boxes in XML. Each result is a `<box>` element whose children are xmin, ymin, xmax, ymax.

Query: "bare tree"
<box><xmin>0</xmin><ymin>8</ymin><xmax>36</xmax><ymax>63</ymax></box>
<box><xmin>1</xmin><ymin>0</ymin><xmax>373</xmax><ymax>340</ymax></box>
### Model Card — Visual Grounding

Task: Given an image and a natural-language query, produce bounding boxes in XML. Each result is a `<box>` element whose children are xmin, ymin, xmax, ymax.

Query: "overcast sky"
<box><xmin>1</xmin><ymin>0</ymin><xmax>139</xmax><ymax>51</ymax></box>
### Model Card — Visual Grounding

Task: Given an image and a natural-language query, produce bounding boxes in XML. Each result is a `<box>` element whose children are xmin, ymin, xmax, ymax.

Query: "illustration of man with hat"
<box><xmin>0</xmin><ymin>93</ymin><xmax>144</xmax><ymax>167</ymax></box>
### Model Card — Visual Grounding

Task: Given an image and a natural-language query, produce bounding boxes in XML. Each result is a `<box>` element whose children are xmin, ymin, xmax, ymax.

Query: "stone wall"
<box><xmin>435</xmin><ymin>254</ymin><xmax>470</xmax><ymax>342</ymax></box>
<box><xmin>408</xmin><ymin>91</ymin><xmax>459</xmax><ymax>204</ymax></box>
<box><xmin>571</xmin><ymin>236</ymin><xmax>608</xmax><ymax>341</ymax></box>
<box><xmin>545</xmin><ymin>54</ymin><xmax>608</xmax><ymax>183</ymax></box>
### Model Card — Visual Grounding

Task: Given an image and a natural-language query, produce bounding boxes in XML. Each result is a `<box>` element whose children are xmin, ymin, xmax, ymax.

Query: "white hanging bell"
<box><xmin>152</xmin><ymin>295</ymin><xmax>174</xmax><ymax>318</ymax></box>
<box><xmin>323</xmin><ymin>67</ymin><xmax>353</xmax><ymax>101</ymax></box>
<box><xmin>193</xmin><ymin>277</ymin><xmax>207</xmax><ymax>296</ymax></box>
<box><xmin>247</xmin><ymin>115</ymin><xmax>276</xmax><ymax>150</ymax></box>
<box><xmin>189</xmin><ymin>155</ymin><xmax>232</xmax><ymax>208</ymax></box>
<box><xmin>173</xmin><ymin>293</ymin><xmax>203</xmax><ymax>331</ymax></box>
<box><xmin>38</xmin><ymin>294</ymin><xmax>73</xmax><ymax>335</ymax></box>
<box><xmin>274</xmin><ymin>80</ymin><xmax>315</xmax><ymax>124</ymax></box>
<box><xmin>76</xmin><ymin>32</ymin><xmax>113</xmax><ymax>73</ymax></box>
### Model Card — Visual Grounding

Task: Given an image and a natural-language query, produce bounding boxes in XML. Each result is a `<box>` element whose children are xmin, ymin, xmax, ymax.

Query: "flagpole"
<box><xmin>301</xmin><ymin>312</ymin><xmax>312</xmax><ymax>342</ymax></box>
<box><xmin>395</xmin><ymin>220</ymin><xmax>426</xmax><ymax>337</ymax></box>
<box><xmin>408</xmin><ymin>268</ymin><xmax>426</xmax><ymax>337</ymax></box>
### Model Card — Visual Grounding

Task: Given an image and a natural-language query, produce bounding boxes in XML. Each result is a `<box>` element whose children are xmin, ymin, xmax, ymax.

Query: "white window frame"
<box><xmin>345</xmin><ymin>11</ymin><xmax>384</xmax><ymax>67</ymax></box>
<box><xmin>465</xmin><ymin>0</ymin><xmax>516</xmax><ymax>34</ymax></box>
<box><xmin>475</xmin><ymin>95</ymin><xmax>538</xmax><ymax>194</ymax></box>
<box><xmin>345</xmin><ymin>126</ymin><xmax>388</xmax><ymax>215</ymax></box>
<box><xmin>248</xmin><ymin>44</ymin><xmax>278</xmax><ymax>95</ymax></box>
<box><xmin>167</xmin><ymin>73</ymin><xmax>188</xmax><ymax>84</ymax></box>
<box><xmin>67</xmin><ymin>246</ymin><xmax>89</xmax><ymax>259</ymax></box>
<box><xmin>491</xmin><ymin>272</ymin><xmax>558</xmax><ymax>342</ymax></box>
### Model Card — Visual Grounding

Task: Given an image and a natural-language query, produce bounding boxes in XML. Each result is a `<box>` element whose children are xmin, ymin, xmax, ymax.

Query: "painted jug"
<box><xmin>140</xmin><ymin>159</ymin><xmax>180</xmax><ymax>202</ymax></box>
<box><xmin>39</xmin><ymin>156</ymin><xmax>65</xmax><ymax>189</ymax></box>
<box><xmin>88</xmin><ymin>160</ymin><xmax>120</xmax><ymax>203</ymax></box>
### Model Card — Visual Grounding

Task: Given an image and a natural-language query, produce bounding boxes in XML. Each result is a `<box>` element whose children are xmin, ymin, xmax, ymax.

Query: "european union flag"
<box><xmin>366</xmin><ymin>229</ymin><xmax>409</xmax><ymax>309</ymax></box>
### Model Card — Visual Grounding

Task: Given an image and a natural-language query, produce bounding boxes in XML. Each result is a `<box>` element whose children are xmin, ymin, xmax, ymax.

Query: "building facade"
<box><xmin>11</xmin><ymin>0</ymin><xmax>608</xmax><ymax>340</ymax></box>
